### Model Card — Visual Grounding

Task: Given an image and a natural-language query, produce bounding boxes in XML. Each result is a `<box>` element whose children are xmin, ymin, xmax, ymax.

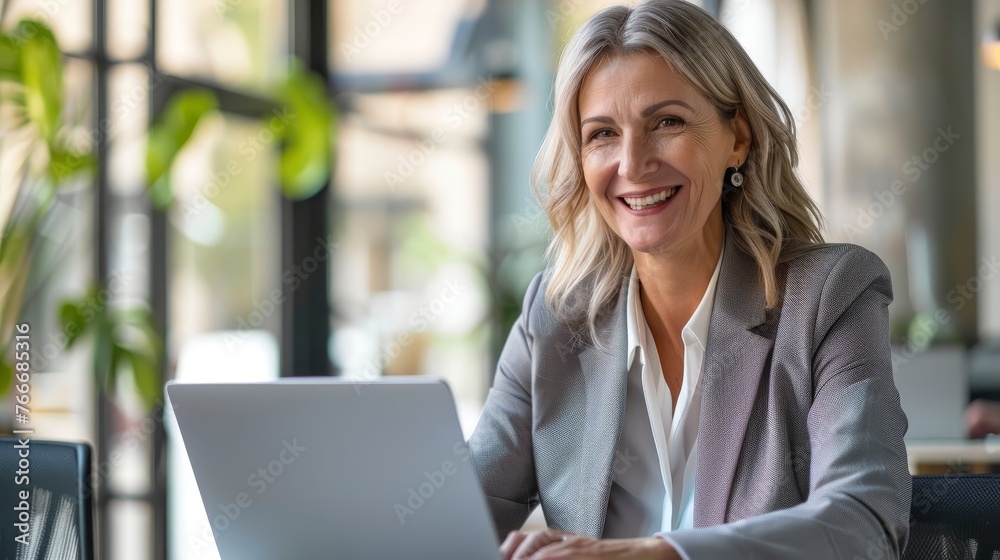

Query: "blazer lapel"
<box><xmin>693</xmin><ymin>235</ymin><xmax>774</xmax><ymax>527</ymax></box>
<box><xmin>573</xmin><ymin>277</ymin><xmax>630</xmax><ymax>538</ymax></box>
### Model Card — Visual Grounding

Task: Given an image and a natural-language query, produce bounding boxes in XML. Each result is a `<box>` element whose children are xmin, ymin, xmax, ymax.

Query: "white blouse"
<box><xmin>602</xmin><ymin>252</ymin><xmax>722</xmax><ymax>539</ymax></box>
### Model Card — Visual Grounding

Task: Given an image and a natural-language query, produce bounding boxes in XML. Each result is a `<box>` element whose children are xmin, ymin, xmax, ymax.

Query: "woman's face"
<box><xmin>578</xmin><ymin>50</ymin><xmax>749</xmax><ymax>256</ymax></box>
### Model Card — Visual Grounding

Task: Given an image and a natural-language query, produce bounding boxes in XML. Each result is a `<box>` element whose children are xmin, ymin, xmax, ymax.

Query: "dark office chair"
<box><xmin>903</xmin><ymin>473</ymin><xmax>1000</xmax><ymax>560</ymax></box>
<box><xmin>0</xmin><ymin>438</ymin><xmax>94</xmax><ymax>560</ymax></box>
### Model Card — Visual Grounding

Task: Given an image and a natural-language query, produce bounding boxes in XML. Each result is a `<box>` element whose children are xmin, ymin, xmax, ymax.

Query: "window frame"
<box><xmin>82</xmin><ymin>0</ymin><xmax>332</xmax><ymax>557</ymax></box>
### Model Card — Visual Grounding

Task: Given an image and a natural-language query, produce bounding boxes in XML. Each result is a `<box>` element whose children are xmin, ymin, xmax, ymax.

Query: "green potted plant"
<box><xmin>1</xmin><ymin>17</ymin><xmax>337</xmax><ymax>411</ymax></box>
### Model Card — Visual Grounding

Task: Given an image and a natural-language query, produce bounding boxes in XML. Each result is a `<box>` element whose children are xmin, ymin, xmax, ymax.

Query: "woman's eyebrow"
<box><xmin>580</xmin><ymin>99</ymin><xmax>696</xmax><ymax>129</ymax></box>
<box><xmin>580</xmin><ymin>116</ymin><xmax>615</xmax><ymax>128</ymax></box>
<box><xmin>641</xmin><ymin>99</ymin><xmax>694</xmax><ymax>117</ymax></box>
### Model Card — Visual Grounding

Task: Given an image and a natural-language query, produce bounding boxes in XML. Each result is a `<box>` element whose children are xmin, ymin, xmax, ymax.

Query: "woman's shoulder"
<box><xmin>778</xmin><ymin>241</ymin><xmax>893</xmax><ymax>317</ymax></box>
<box><xmin>517</xmin><ymin>269</ymin><xmax>563</xmax><ymax>332</ymax></box>
<box><xmin>519</xmin><ymin>268</ymin><xmax>586</xmax><ymax>323</ymax></box>
<box><xmin>517</xmin><ymin>268</ymin><xmax>615</xmax><ymax>341</ymax></box>
<box><xmin>782</xmin><ymin>241</ymin><xmax>890</xmax><ymax>281</ymax></box>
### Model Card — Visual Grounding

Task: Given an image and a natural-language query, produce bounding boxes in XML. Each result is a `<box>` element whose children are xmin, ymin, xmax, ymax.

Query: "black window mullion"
<box><xmin>90</xmin><ymin>0</ymin><xmax>114</xmax><ymax>557</ymax></box>
<box><xmin>283</xmin><ymin>0</ymin><xmax>332</xmax><ymax>377</ymax></box>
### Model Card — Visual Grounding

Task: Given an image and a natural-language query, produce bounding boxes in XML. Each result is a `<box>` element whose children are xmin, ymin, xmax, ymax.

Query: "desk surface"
<box><xmin>906</xmin><ymin>438</ymin><xmax>1000</xmax><ymax>473</ymax></box>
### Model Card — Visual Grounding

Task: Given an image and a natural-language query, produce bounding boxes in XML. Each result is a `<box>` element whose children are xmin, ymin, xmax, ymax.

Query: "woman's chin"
<box><xmin>623</xmin><ymin>236</ymin><xmax>675</xmax><ymax>256</ymax></box>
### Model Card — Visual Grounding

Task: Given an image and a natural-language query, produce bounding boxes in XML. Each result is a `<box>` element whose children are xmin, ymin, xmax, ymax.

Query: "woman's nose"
<box><xmin>617</xmin><ymin>134</ymin><xmax>657</xmax><ymax>183</ymax></box>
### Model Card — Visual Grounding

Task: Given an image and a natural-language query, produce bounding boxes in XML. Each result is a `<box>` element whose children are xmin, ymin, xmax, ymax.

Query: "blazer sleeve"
<box><xmin>661</xmin><ymin>247</ymin><xmax>911</xmax><ymax>560</ymax></box>
<box><xmin>467</xmin><ymin>272</ymin><xmax>543</xmax><ymax>539</ymax></box>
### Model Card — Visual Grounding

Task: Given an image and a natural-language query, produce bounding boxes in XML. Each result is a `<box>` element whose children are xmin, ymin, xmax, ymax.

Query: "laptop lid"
<box><xmin>891</xmin><ymin>345</ymin><xmax>968</xmax><ymax>441</ymax></box>
<box><xmin>166</xmin><ymin>378</ymin><xmax>501</xmax><ymax>560</ymax></box>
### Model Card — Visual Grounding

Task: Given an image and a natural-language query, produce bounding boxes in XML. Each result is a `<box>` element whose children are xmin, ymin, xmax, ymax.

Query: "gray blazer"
<box><xmin>469</xmin><ymin>234</ymin><xmax>911</xmax><ymax>559</ymax></box>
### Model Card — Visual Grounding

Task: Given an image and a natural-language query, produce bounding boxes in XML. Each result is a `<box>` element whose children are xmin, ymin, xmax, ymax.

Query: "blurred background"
<box><xmin>1</xmin><ymin>0</ymin><xmax>999</xmax><ymax>558</ymax></box>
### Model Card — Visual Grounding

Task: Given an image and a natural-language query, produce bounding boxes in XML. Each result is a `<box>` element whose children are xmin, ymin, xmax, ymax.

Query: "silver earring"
<box><xmin>722</xmin><ymin>161</ymin><xmax>747</xmax><ymax>201</ymax></box>
<box><xmin>730</xmin><ymin>169</ymin><xmax>744</xmax><ymax>187</ymax></box>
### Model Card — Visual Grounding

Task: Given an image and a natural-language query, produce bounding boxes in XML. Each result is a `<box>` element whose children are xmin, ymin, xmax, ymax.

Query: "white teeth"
<box><xmin>624</xmin><ymin>187</ymin><xmax>679</xmax><ymax>210</ymax></box>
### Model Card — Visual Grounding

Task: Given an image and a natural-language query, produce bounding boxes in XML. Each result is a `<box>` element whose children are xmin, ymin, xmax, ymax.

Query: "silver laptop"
<box><xmin>166</xmin><ymin>378</ymin><xmax>501</xmax><ymax>560</ymax></box>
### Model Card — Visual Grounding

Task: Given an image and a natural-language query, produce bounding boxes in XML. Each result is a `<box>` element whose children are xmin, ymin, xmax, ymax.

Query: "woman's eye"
<box><xmin>587</xmin><ymin>129</ymin><xmax>614</xmax><ymax>142</ymax></box>
<box><xmin>657</xmin><ymin>117</ymin><xmax>683</xmax><ymax>129</ymax></box>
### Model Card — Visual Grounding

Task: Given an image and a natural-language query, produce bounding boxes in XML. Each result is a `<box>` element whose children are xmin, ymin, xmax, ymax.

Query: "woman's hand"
<box><xmin>966</xmin><ymin>399</ymin><xmax>1000</xmax><ymax>438</ymax></box>
<box><xmin>499</xmin><ymin>529</ymin><xmax>681</xmax><ymax>560</ymax></box>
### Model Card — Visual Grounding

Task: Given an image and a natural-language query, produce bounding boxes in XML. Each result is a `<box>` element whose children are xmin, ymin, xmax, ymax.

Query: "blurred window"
<box><xmin>157</xmin><ymin>0</ymin><xmax>288</xmax><ymax>91</ymax></box>
<box><xmin>168</xmin><ymin>113</ymin><xmax>282</xmax><ymax>351</ymax></box>
<box><xmin>108</xmin><ymin>0</ymin><xmax>149</xmax><ymax>60</ymax></box>
<box><xmin>329</xmin><ymin>0</ymin><xmax>494</xmax><ymax>413</ymax></box>
<box><xmin>329</xmin><ymin>0</ymin><xmax>470</xmax><ymax>75</ymax></box>
<box><xmin>5</xmin><ymin>0</ymin><xmax>92</xmax><ymax>52</ymax></box>
<box><xmin>720</xmin><ymin>0</ymin><xmax>822</xmax><ymax>210</ymax></box>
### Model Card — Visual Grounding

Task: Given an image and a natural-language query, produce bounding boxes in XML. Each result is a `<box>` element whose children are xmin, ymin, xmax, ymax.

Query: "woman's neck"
<box><xmin>633</xmin><ymin>223</ymin><xmax>724</xmax><ymax>335</ymax></box>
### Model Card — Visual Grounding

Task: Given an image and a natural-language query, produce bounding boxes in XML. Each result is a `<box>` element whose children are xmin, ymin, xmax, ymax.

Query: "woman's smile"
<box><xmin>619</xmin><ymin>185</ymin><xmax>683</xmax><ymax>212</ymax></box>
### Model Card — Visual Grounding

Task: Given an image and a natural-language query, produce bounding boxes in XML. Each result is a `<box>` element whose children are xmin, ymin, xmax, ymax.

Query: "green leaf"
<box><xmin>92</xmin><ymin>318</ymin><xmax>115</xmax><ymax>388</ymax></box>
<box><xmin>0</xmin><ymin>219</ymin><xmax>31</xmax><ymax>282</ymax></box>
<box><xmin>0</xmin><ymin>224</ymin><xmax>34</xmax><ymax>341</ymax></box>
<box><xmin>57</xmin><ymin>286</ymin><xmax>163</xmax><ymax>410</ymax></box>
<box><xmin>0</xmin><ymin>359</ymin><xmax>12</xmax><ymax>395</ymax></box>
<box><xmin>126</xmin><ymin>348</ymin><xmax>161</xmax><ymax>410</ymax></box>
<box><xmin>58</xmin><ymin>298</ymin><xmax>92</xmax><ymax>348</ymax></box>
<box><xmin>13</xmin><ymin>20</ymin><xmax>62</xmax><ymax>142</ymax></box>
<box><xmin>0</xmin><ymin>33</ymin><xmax>20</xmax><ymax>80</ymax></box>
<box><xmin>147</xmin><ymin>176</ymin><xmax>173</xmax><ymax>209</ymax></box>
<box><xmin>119</xmin><ymin>308</ymin><xmax>161</xmax><ymax>344</ymax></box>
<box><xmin>49</xmin><ymin>149</ymin><xmax>95</xmax><ymax>183</ymax></box>
<box><xmin>276</xmin><ymin>64</ymin><xmax>336</xmax><ymax>200</ymax></box>
<box><xmin>145</xmin><ymin>89</ymin><xmax>218</xmax><ymax>208</ymax></box>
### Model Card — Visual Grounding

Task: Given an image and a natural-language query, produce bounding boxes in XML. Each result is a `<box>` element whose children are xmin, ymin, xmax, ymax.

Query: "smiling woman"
<box><xmin>578</xmin><ymin>52</ymin><xmax>742</xmax><ymax>268</ymax></box>
<box><xmin>468</xmin><ymin>1</ymin><xmax>912</xmax><ymax>559</ymax></box>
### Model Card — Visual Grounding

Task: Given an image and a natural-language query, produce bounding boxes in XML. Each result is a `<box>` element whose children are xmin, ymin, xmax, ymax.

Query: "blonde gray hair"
<box><xmin>533</xmin><ymin>0</ymin><xmax>824</xmax><ymax>337</ymax></box>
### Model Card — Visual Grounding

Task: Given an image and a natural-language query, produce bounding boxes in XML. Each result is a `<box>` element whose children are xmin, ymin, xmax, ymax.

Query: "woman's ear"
<box><xmin>730</xmin><ymin>107</ymin><xmax>752</xmax><ymax>164</ymax></box>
